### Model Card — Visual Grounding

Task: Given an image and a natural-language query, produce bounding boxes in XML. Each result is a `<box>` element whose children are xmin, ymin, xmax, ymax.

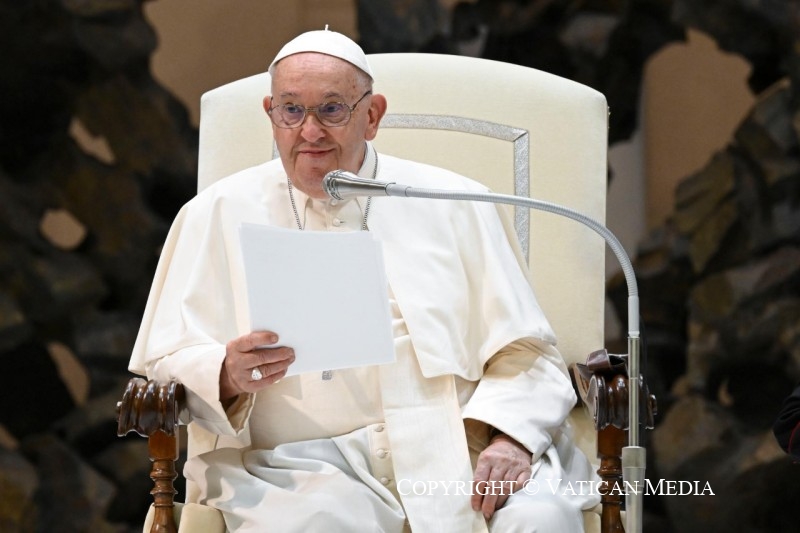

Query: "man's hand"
<box><xmin>220</xmin><ymin>331</ymin><xmax>295</xmax><ymax>400</ymax></box>
<box><xmin>471</xmin><ymin>433</ymin><xmax>533</xmax><ymax>521</ymax></box>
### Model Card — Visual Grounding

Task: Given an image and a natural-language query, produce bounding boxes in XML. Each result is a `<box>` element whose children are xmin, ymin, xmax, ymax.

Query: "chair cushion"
<box><xmin>143</xmin><ymin>502</ymin><xmax>225</xmax><ymax>533</ymax></box>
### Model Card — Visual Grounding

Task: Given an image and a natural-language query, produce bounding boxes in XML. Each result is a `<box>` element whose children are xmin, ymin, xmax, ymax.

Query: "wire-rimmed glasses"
<box><xmin>268</xmin><ymin>91</ymin><xmax>372</xmax><ymax>128</ymax></box>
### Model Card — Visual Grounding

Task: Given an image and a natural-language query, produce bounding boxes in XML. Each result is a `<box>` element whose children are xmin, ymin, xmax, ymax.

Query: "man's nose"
<box><xmin>299</xmin><ymin>112</ymin><xmax>326</xmax><ymax>142</ymax></box>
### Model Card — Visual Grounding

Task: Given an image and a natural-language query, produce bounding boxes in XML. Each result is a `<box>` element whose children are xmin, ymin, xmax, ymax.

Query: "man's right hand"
<box><xmin>220</xmin><ymin>331</ymin><xmax>295</xmax><ymax>400</ymax></box>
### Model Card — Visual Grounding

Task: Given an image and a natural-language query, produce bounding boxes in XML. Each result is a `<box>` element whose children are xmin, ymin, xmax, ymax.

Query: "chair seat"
<box><xmin>143</xmin><ymin>502</ymin><xmax>226</xmax><ymax>533</ymax></box>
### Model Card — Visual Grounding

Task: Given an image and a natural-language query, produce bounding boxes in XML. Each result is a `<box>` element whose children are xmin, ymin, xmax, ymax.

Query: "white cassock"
<box><xmin>129</xmin><ymin>143</ymin><xmax>600</xmax><ymax>532</ymax></box>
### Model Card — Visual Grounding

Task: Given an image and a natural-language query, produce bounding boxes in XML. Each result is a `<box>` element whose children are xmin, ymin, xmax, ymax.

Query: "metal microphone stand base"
<box><xmin>622</xmin><ymin>445</ymin><xmax>646</xmax><ymax>533</ymax></box>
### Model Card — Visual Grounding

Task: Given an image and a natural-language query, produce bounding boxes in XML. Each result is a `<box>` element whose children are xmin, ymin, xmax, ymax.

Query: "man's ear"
<box><xmin>262</xmin><ymin>95</ymin><xmax>272</xmax><ymax>115</ymax></box>
<box><xmin>364</xmin><ymin>93</ymin><xmax>388</xmax><ymax>141</ymax></box>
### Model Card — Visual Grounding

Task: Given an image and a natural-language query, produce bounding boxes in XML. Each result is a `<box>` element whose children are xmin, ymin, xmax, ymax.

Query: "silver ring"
<box><xmin>251</xmin><ymin>367</ymin><xmax>263</xmax><ymax>381</ymax></box>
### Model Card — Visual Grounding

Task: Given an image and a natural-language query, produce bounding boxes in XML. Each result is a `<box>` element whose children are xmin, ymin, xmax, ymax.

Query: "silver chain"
<box><xmin>287</xmin><ymin>178</ymin><xmax>305</xmax><ymax>230</ymax></box>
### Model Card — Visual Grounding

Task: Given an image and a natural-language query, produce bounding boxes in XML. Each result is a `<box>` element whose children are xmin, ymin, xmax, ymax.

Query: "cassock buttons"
<box><xmin>332</xmin><ymin>217</ymin><xmax>343</xmax><ymax>227</ymax></box>
<box><xmin>374</xmin><ymin>424</ymin><xmax>385</xmax><ymax>433</ymax></box>
<box><xmin>380</xmin><ymin>477</ymin><xmax>391</xmax><ymax>485</ymax></box>
<box><xmin>376</xmin><ymin>448</ymin><xmax>389</xmax><ymax>459</ymax></box>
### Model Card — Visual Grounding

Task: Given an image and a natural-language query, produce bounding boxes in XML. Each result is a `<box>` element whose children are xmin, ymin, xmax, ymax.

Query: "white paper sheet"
<box><xmin>239</xmin><ymin>223</ymin><xmax>395</xmax><ymax>376</ymax></box>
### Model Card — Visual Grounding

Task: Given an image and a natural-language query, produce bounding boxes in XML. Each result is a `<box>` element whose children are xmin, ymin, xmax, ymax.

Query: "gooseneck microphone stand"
<box><xmin>324</xmin><ymin>170</ymin><xmax>646</xmax><ymax>533</ymax></box>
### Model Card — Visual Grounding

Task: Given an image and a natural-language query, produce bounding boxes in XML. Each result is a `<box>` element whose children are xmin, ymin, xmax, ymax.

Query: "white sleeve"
<box><xmin>461</xmin><ymin>338</ymin><xmax>576</xmax><ymax>460</ymax></box>
<box><xmin>146</xmin><ymin>347</ymin><xmax>254</xmax><ymax>437</ymax></box>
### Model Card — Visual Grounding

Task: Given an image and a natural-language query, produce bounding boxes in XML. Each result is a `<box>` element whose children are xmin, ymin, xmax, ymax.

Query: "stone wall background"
<box><xmin>0</xmin><ymin>0</ymin><xmax>798</xmax><ymax>531</ymax></box>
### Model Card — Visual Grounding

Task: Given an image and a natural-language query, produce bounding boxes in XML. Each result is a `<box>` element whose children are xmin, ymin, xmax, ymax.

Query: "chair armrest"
<box><xmin>570</xmin><ymin>350</ymin><xmax>657</xmax><ymax>533</ymax></box>
<box><xmin>116</xmin><ymin>378</ymin><xmax>185</xmax><ymax>533</ymax></box>
<box><xmin>117</xmin><ymin>378</ymin><xmax>185</xmax><ymax>438</ymax></box>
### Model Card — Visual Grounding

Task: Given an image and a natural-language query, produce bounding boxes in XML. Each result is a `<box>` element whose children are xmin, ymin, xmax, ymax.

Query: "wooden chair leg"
<box><xmin>598</xmin><ymin>424</ymin><xmax>626</xmax><ymax>533</ymax></box>
<box><xmin>149</xmin><ymin>429</ymin><xmax>179</xmax><ymax>533</ymax></box>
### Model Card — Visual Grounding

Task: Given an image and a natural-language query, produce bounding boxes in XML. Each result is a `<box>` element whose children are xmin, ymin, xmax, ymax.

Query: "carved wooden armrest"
<box><xmin>116</xmin><ymin>377</ymin><xmax>185</xmax><ymax>533</ymax></box>
<box><xmin>571</xmin><ymin>349</ymin><xmax>657</xmax><ymax>533</ymax></box>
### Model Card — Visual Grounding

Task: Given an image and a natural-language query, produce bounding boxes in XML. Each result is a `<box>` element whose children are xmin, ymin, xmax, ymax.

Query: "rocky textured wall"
<box><xmin>0</xmin><ymin>0</ymin><xmax>798</xmax><ymax>531</ymax></box>
<box><xmin>611</xmin><ymin>80</ymin><xmax>800</xmax><ymax>532</ymax></box>
<box><xmin>0</xmin><ymin>1</ymin><xmax>197</xmax><ymax>530</ymax></box>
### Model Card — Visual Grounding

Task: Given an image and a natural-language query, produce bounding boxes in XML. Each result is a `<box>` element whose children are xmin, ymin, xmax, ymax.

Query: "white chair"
<box><xmin>126</xmin><ymin>53</ymin><xmax>612</xmax><ymax>532</ymax></box>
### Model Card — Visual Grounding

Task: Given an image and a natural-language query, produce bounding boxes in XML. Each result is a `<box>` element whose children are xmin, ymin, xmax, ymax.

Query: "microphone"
<box><xmin>323</xmin><ymin>167</ymin><xmax>648</xmax><ymax>533</ymax></box>
<box><xmin>323</xmin><ymin>170</ymin><xmax>402</xmax><ymax>200</ymax></box>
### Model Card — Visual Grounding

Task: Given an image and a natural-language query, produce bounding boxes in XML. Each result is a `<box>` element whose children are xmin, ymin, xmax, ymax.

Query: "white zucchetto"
<box><xmin>268</xmin><ymin>28</ymin><xmax>374</xmax><ymax>79</ymax></box>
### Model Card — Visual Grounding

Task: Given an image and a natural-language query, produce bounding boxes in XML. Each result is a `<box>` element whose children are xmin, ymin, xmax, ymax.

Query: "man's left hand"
<box><xmin>471</xmin><ymin>433</ymin><xmax>533</xmax><ymax>521</ymax></box>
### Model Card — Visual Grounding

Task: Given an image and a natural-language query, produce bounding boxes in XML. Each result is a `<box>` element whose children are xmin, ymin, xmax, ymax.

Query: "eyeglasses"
<box><xmin>268</xmin><ymin>91</ymin><xmax>372</xmax><ymax>128</ymax></box>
